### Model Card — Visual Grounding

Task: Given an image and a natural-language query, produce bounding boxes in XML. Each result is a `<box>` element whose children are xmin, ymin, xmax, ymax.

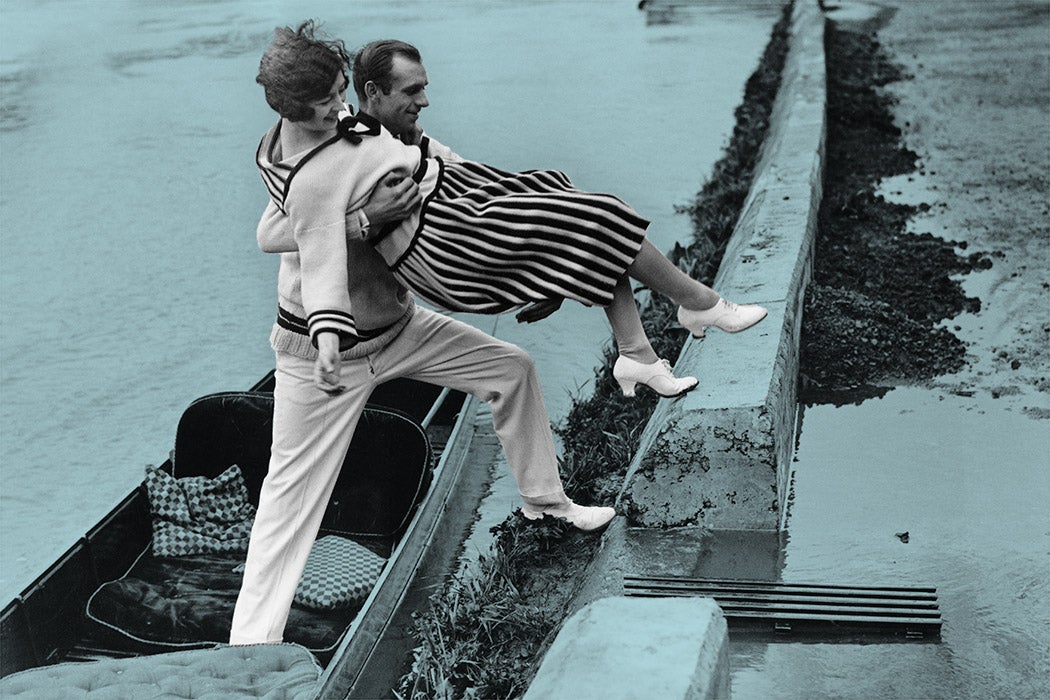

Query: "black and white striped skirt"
<box><xmin>390</xmin><ymin>160</ymin><xmax>649</xmax><ymax>314</ymax></box>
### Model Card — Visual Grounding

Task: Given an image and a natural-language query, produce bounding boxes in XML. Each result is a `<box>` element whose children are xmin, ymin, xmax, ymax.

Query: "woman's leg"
<box><xmin>627</xmin><ymin>237</ymin><xmax>767</xmax><ymax>337</ymax></box>
<box><xmin>627</xmin><ymin>238</ymin><xmax>720</xmax><ymax>311</ymax></box>
<box><xmin>605</xmin><ymin>276</ymin><xmax>659</xmax><ymax>364</ymax></box>
<box><xmin>606</xmin><ymin>275</ymin><xmax>699</xmax><ymax>398</ymax></box>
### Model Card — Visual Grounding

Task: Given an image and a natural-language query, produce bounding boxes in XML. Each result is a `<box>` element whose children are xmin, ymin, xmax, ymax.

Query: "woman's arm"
<box><xmin>313</xmin><ymin>331</ymin><xmax>346</xmax><ymax>394</ymax></box>
<box><xmin>257</xmin><ymin>201</ymin><xmax>295</xmax><ymax>253</ymax></box>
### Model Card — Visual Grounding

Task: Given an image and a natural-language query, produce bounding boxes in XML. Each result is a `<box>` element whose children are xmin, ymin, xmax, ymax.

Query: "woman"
<box><xmin>256</xmin><ymin>23</ymin><xmax>767</xmax><ymax>398</ymax></box>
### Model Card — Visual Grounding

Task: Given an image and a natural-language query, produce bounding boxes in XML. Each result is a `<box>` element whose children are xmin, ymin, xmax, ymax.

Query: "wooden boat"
<box><xmin>0</xmin><ymin>370</ymin><xmax>485</xmax><ymax>698</ymax></box>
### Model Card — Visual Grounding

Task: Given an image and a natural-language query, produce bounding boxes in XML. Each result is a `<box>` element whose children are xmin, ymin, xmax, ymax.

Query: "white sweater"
<box><xmin>255</xmin><ymin>109</ymin><xmax>458</xmax><ymax>350</ymax></box>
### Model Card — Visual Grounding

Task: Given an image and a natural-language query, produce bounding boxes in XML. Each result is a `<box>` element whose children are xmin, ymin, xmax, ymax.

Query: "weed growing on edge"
<box><xmin>396</xmin><ymin>5</ymin><xmax>792</xmax><ymax>698</ymax></box>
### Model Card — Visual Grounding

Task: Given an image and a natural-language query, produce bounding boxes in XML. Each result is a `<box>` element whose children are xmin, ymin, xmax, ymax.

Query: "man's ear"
<box><xmin>364</xmin><ymin>80</ymin><xmax>379</xmax><ymax>99</ymax></box>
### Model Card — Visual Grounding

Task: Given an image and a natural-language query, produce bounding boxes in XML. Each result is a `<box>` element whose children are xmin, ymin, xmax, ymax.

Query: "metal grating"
<box><xmin>624</xmin><ymin>575</ymin><xmax>941</xmax><ymax>640</ymax></box>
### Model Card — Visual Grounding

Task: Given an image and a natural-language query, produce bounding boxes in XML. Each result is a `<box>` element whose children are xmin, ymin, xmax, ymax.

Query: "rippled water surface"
<box><xmin>4</xmin><ymin>2</ymin><xmax>1047</xmax><ymax>698</ymax></box>
<box><xmin>0</xmin><ymin>0</ymin><xmax>782</xmax><ymax>600</ymax></box>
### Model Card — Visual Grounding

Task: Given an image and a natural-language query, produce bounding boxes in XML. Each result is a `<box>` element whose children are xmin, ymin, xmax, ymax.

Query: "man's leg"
<box><xmin>374</xmin><ymin>308</ymin><xmax>613</xmax><ymax>530</ymax></box>
<box><xmin>377</xmin><ymin>308</ymin><xmax>563</xmax><ymax>499</ymax></box>
<box><xmin>229</xmin><ymin>351</ymin><xmax>375</xmax><ymax>645</ymax></box>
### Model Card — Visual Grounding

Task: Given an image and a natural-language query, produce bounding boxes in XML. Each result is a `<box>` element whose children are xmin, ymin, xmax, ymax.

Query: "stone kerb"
<box><xmin>620</xmin><ymin>0</ymin><xmax>826</xmax><ymax>530</ymax></box>
<box><xmin>522</xmin><ymin>597</ymin><xmax>730</xmax><ymax>700</ymax></box>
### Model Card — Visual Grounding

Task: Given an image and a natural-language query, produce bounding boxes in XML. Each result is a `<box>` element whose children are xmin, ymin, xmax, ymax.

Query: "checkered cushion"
<box><xmin>145</xmin><ymin>464</ymin><xmax>256</xmax><ymax>557</ymax></box>
<box><xmin>293</xmin><ymin>536</ymin><xmax>386</xmax><ymax>611</ymax></box>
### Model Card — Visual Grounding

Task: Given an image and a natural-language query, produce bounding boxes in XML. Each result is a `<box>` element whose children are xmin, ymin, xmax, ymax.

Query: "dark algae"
<box><xmin>799</xmin><ymin>19</ymin><xmax>990</xmax><ymax>403</ymax></box>
<box><xmin>396</xmin><ymin>5</ymin><xmax>793</xmax><ymax>698</ymax></box>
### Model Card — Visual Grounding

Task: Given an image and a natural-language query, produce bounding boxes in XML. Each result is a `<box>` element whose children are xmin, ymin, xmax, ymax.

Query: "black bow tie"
<box><xmin>336</xmin><ymin>112</ymin><xmax>382</xmax><ymax>144</ymax></box>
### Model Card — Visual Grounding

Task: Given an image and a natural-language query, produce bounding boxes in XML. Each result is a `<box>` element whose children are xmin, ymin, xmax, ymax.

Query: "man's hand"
<box><xmin>515</xmin><ymin>298</ymin><xmax>564</xmax><ymax>324</ymax></box>
<box><xmin>358</xmin><ymin>171</ymin><xmax>422</xmax><ymax>234</ymax></box>
<box><xmin>314</xmin><ymin>332</ymin><xmax>346</xmax><ymax>394</ymax></box>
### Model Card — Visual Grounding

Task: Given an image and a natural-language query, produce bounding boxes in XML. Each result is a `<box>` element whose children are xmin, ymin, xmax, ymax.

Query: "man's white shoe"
<box><xmin>613</xmin><ymin>356</ymin><xmax>698</xmax><ymax>398</ymax></box>
<box><xmin>677</xmin><ymin>298</ymin><xmax>768</xmax><ymax>338</ymax></box>
<box><xmin>521</xmin><ymin>501</ymin><xmax>616</xmax><ymax>532</ymax></box>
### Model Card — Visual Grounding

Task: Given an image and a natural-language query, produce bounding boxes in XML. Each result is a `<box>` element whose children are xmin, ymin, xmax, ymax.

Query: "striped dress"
<box><xmin>258</xmin><ymin>113</ymin><xmax>650</xmax><ymax>316</ymax></box>
<box><xmin>391</xmin><ymin>159</ymin><xmax>649</xmax><ymax>313</ymax></box>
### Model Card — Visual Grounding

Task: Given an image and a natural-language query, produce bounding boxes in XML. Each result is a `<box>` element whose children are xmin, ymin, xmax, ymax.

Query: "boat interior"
<box><xmin>0</xmin><ymin>373</ymin><xmax>464</xmax><ymax>680</ymax></box>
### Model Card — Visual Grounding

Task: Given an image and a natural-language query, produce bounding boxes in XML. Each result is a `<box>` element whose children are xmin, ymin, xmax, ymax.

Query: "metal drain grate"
<box><xmin>623</xmin><ymin>576</ymin><xmax>942</xmax><ymax>640</ymax></box>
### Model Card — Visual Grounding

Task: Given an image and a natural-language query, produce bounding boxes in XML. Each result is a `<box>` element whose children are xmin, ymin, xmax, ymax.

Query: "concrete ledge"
<box><xmin>523</xmin><ymin>596</ymin><xmax>729</xmax><ymax>700</ymax></box>
<box><xmin>621</xmin><ymin>0</ymin><xmax>826</xmax><ymax>530</ymax></box>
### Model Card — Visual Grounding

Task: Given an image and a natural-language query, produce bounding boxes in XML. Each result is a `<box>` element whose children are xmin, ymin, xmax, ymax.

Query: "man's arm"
<box><xmin>257</xmin><ymin>172</ymin><xmax>421</xmax><ymax>253</ymax></box>
<box><xmin>398</xmin><ymin>124</ymin><xmax>464</xmax><ymax>164</ymax></box>
<box><xmin>515</xmin><ymin>298</ymin><xmax>564</xmax><ymax>323</ymax></box>
<box><xmin>354</xmin><ymin>172</ymin><xmax>422</xmax><ymax>241</ymax></box>
<box><xmin>399</xmin><ymin>128</ymin><xmax>559</xmax><ymax>323</ymax></box>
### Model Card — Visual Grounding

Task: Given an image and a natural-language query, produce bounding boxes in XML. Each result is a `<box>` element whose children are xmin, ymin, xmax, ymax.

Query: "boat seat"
<box><xmin>170</xmin><ymin>391</ymin><xmax>433</xmax><ymax>537</ymax></box>
<box><xmin>0</xmin><ymin>643</ymin><xmax>320</xmax><ymax>699</ymax></box>
<box><xmin>80</xmin><ymin>392</ymin><xmax>433</xmax><ymax>660</ymax></box>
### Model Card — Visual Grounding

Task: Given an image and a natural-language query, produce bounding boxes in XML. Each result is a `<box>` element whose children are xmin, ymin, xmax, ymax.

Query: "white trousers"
<box><xmin>229</xmin><ymin>307</ymin><xmax>567</xmax><ymax>644</ymax></box>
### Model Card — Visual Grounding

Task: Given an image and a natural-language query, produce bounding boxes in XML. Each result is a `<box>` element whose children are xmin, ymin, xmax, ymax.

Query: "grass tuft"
<box><xmin>396</xmin><ymin>4</ymin><xmax>792</xmax><ymax>698</ymax></box>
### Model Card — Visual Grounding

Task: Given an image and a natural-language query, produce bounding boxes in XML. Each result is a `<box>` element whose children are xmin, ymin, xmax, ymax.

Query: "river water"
<box><xmin>0</xmin><ymin>0</ymin><xmax>784</xmax><ymax>602</ymax></box>
<box><xmin>4</xmin><ymin>2</ymin><xmax>1046</xmax><ymax>698</ymax></box>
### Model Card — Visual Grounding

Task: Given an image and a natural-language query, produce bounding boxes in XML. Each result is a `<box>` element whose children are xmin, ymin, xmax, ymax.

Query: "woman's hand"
<box><xmin>358</xmin><ymin>171</ymin><xmax>422</xmax><ymax>236</ymax></box>
<box><xmin>314</xmin><ymin>332</ymin><xmax>346</xmax><ymax>394</ymax></box>
<box><xmin>515</xmin><ymin>298</ymin><xmax>564</xmax><ymax>324</ymax></box>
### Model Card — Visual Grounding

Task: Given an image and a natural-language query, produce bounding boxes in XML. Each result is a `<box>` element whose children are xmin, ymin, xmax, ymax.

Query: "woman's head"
<box><xmin>257</xmin><ymin>20</ymin><xmax>350</xmax><ymax>122</ymax></box>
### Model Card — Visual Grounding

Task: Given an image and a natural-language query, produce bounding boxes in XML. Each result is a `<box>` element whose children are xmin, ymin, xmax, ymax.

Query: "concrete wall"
<box><xmin>620</xmin><ymin>0</ymin><xmax>826</xmax><ymax>530</ymax></box>
<box><xmin>523</xmin><ymin>597</ymin><xmax>729</xmax><ymax>700</ymax></box>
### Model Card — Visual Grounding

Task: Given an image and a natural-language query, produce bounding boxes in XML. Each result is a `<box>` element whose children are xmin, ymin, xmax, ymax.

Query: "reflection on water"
<box><xmin>730</xmin><ymin>388</ymin><xmax>1050</xmax><ymax>699</ymax></box>
<box><xmin>0</xmin><ymin>0</ymin><xmax>782</xmax><ymax>599</ymax></box>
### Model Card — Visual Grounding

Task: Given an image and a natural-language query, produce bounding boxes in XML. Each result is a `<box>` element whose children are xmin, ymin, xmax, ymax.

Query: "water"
<box><xmin>729</xmin><ymin>2</ymin><xmax>1050</xmax><ymax>696</ymax></box>
<box><xmin>5</xmin><ymin>2</ymin><xmax>1045</xmax><ymax>697</ymax></box>
<box><xmin>0</xmin><ymin>0</ymin><xmax>784</xmax><ymax>602</ymax></box>
<box><xmin>730</xmin><ymin>390</ymin><xmax>1049</xmax><ymax>699</ymax></box>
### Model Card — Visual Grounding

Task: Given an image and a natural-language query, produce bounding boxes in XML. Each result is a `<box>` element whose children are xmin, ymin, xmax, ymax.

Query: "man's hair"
<box><xmin>257</xmin><ymin>20</ymin><xmax>350</xmax><ymax>122</ymax></box>
<box><xmin>352</xmin><ymin>40</ymin><xmax>422</xmax><ymax>103</ymax></box>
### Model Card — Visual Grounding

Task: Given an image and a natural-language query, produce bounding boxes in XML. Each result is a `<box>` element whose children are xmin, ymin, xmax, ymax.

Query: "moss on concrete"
<box><xmin>799</xmin><ymin>19</ymin><xmax>990</xmax><ymax>402</ymax></box>
<box><xmin>395</xmin><ymin>5</ymin><xmax>793</xmax><ymax>698</ymax></box>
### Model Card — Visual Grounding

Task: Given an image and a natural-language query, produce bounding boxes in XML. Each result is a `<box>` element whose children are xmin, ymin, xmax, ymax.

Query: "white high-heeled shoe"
<box><xmin>677</xmin><ymin>298</ymin><xmax>768</xmax><ymax>338</ymax></box>
<box><xmin>522</xmin><ymin>500</ymin><xmax>616</xmax><ymax>532</ymax></box>
<box><xmin>613</xmin><ymin>356</ymin><xmax>698</xmax><ymax>398</ymax></box>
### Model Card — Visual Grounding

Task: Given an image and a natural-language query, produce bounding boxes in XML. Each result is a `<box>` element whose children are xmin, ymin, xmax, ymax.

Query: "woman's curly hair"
<box><xmin>257</xmin><ymin>20</ymin><xmax>350</xmax><ymax>122</ymax></box>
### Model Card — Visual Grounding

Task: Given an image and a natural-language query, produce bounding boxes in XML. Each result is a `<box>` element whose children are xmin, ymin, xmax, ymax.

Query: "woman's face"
<box><xmin>300</xmin><ymin>72</ymin><xmax>348</xmax><ymax>131</ymax></box>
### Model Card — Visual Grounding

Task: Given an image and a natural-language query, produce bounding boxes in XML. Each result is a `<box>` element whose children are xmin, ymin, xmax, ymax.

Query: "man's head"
<box><xmin>352</xmin><ymin>40</ymin><xmax>429</xmax><ymax>137</ymax></box>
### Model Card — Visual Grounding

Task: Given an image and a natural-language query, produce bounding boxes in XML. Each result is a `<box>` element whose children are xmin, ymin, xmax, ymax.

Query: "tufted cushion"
<box><xmin>293</xmin><ymin>536</ymin><xmax>387</xmax><ymax>610</ymax></box>
<box><xmin>0</xmin><ymin>643</ymin><xmax>320</xmax><ymax>699</ymax></box>
<box><xmin>145</xmin><ymin>464</ymin><xmax>256</xmax><ymax>557</ymax></box>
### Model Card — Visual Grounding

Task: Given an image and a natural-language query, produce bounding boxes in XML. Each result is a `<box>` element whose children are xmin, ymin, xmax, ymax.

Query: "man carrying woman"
<box><xmin>231</xmin><ymin>22</ymin><xmax>765</xmax><ymax>646</ymax></box>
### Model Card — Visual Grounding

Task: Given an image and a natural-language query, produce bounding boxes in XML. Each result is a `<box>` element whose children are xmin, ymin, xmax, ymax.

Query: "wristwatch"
<box><xmin>356</xmin><ymin>209</ymin><xmax>371</xmax><ymax>240</ymax></box>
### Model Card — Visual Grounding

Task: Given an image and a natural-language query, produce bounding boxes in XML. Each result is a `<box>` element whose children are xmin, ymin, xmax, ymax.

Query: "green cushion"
<box><xmin>293</xmin><ymin>536</ymin><xmax>386</xmax><ymax>610</ymax></box>
<box><xmin>145</xmin><ymin>464</ymin><xmax>256</xmax><ymax>557</ymax></box>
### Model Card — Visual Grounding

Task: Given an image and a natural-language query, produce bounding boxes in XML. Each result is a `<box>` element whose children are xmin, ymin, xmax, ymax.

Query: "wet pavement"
<box><xmin>729</xmin><ymin>2</ymin><xmax>1049</xmax><ymax>698</ymax></box>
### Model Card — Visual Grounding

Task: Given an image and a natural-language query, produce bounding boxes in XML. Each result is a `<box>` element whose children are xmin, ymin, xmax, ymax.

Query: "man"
<box><xmin>351</xmin><ymin>39</ymin><xmax>565</xmax><ymax>324</ymax></box>
<box><xmin>230</xmin><ymin>33</ymin><xmax>613</xmax><ymax>647</ymax></box>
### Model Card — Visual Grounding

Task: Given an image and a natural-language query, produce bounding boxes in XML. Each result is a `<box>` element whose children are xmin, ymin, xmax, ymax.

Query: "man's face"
<box><xmin>368</xmin><ymin>54</ymin><xmax>429</xmax><ymax>137</ymax></box>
